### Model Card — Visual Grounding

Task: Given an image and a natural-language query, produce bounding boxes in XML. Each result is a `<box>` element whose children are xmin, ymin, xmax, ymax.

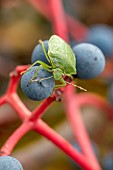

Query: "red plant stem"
<box><xmin>6</xmin><ymin>74</ymin><xmax>20</xmax><ymax>94</ymax></box>
<box><xmin>27</xmin><ymin>0</ymin><xmax>87</xmax><ymax>41</ymax></box>
<box><xmin>66</xmin><ymin>15</ymin><xmax>88</xmax><ymax>41</ymax></box>
<box><xmin>73</xmin><ymin>92</ymin><xmax>113</xmax><ymax>120</ymax></box>
<box><xmin>0</xmin><ymin>95</ymin><xmax>55</xmax><ymax>155</ymax></box>
<box><xmin>6</xmin><ymin>65</ymin><xmax>28</xmax><ymax>94</ymax></box>
<box><xmin>64</xmin><ymin>85</ymin><xmax>102</xmax><ymax>170</ymax></box>
<box><xmin>64</xmin><ymin>86</ymin><xmax>113</xmax><ymax>169</ymax></box>
<box><xmin>30</xmin><ymin>96</ymin><xmax>56</xmax><ymax>121</ymax></box>
<box><xmin>48</xmin><ymin>0</ymin><xmax>69</xmax><ymax>42</ymax></box>
<box><xmin>34</xmin><ymin>119</ymin><xmax>93</xmax><ymax>170</ymax></box>
<box><xmin>0</xmin><ymin>96</ymin><xmax>6</xmax><ymax>106</ymax></box>
<box><xmin>0</xmin><ymin>121</ymin><xmax>33</xmax><ymax>156</ymax></box>
<box><xmin>27</xmin><ymin>0</ymin><xmax>50</xmax><ymax>20</ymax></box>
<box><xmin>6</xmin><ymin>93</ymin><xmax>31</xmax><ymax>120</ymax></box>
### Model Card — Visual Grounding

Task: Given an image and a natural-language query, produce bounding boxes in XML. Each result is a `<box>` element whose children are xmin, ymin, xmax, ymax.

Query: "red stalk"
<box><xmin>6</xmin><ymin>65</ymin><xmax>28</xmax><ymax>94</ymax></box>
<box><xmin>0</xmin><ymin>121</ymin><xmax>33</xmax><ymax>156</ymax></box>
<box><xmin>30</xmin><ymin>96</ymin><xmax>56</xmax><ymax>121</ymax></box>
<box><xmin>48</xmin><ymin>0</ymin><xmax>69</xmax><ymax>42</ymax></box>
<box><xmin>73</xmin><ymin>92</ymin><xmax>113</xmax><ymax>120</ymax></box>
<box><xmin>7</xmin><ymin>93</ymin><xmax>31</xmax><ymax>120</ymax></box>
<box><xmin>66</xmin><ymin>15</ymin><xmax>88</xmax><ymax>41</ymax></box>
<box><xmin>64</xmin><ymin>86</ymin><xmax>101</xmax><ymax>170</ymax></box>
<box><xmin>34</xmin><ymin>119</ymin><xmax>94</xmax><ymax>170</ymax></box>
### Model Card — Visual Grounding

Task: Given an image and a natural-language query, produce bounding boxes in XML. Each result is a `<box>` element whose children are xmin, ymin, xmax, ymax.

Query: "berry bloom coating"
<box><xmin>85</xmin><ymin>24</ymin><xmax>113</xmax><ymax>57</ymax></box>
<box><xmin>72</xmin><ymin>43</ymin><xmax>106</xmax><ymax>79</ymax></box>
<box><xmin>21</xmin><ymin>66</ymin><xmax>55</xmax><ymax>101</ymax></box>
<box><xmin>31</xmin><ymin>40</ymin><xmax>50</xmax><ymax>65</ymax></box>
<box><xmin>0</xmin><ymin>156</ymin><xmax>23</xmax><ymax>170</ymax></box>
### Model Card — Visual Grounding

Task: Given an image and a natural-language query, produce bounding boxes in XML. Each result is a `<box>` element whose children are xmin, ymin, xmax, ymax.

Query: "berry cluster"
<box><xmin>84</xmin><ymin>24</ymin><xmax>113</xmax><ymax>58</ymax></box>
<box><xmin>21</xmin><ymin>35</ymin><xmax>105</xmax><ymax>101</ymax></box>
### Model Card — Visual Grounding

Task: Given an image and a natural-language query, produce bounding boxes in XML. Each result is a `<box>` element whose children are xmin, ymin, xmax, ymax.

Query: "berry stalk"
<box><xmin>64</xmin><ymin>85</ymin><xmax>102</xmax><ymax>170</ymax></box>
<box><xmin>0</xmin><ymin>121</ymin><xmax>33</xmax><ymax>156</ymax></box>
<box><xmin>48</xmin><ymin>0</ymin><xmax>69</xmax><ymax>42</ymax></box>
<box><xmin>34</xmin><ymin>119</ymin><xmax>94</xmax><ymax>170</ymax></box>
<box><xmin>29</xmin><ymin>96</ymin><xmax>56</xmax><ymax>121</ymax></box>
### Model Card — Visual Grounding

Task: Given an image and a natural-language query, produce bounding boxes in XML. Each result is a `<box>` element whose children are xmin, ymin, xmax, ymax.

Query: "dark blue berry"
<box><xmin>21</xmin><ymin>66</ymin><xmax>55</xmax><ymax>101</ymax></box>
<box><xmin>0</xmin><ymin>156</ymin><xmax>23</xmax><ymax>170</ymax></box>
<box><xmin>31</xmin><ymin>40</ymin><xmax>50</xmax><ymax>65</ymax></box>
<box><xmin>72</xmin><ymin>43</ymin><xmax>106</xmax><ymax>79</ymax></box>
<box><xmin>85</xmin><ymin>24</ymin><xmax>113</xmax><ymax>58</ymax></box>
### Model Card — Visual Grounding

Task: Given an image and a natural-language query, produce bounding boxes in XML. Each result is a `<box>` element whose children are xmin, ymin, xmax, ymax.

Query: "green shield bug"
<box><xmin>21</xmin><ymin>35</ymin><xmax>86</xmax><ymax>91</ymax></box>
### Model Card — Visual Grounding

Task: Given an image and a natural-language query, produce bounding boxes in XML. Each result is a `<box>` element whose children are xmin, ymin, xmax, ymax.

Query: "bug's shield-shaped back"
<box><xmin>48</xmin><ymin>35</ymin><xmax>76</xmax><ymax>75</ymax></box>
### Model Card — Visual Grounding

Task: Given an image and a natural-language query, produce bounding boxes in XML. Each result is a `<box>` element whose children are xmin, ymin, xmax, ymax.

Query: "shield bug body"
<box><xmin>22</xmin><ymin>35</ymin><xmax>86</xmax><ymax>91</ymax></box>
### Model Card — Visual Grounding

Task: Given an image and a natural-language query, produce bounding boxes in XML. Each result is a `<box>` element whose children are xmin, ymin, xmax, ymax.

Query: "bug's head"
<box><xmin>53</xmin><ymin>68</ymin><xmax>63</xmax><ymax>80</ymax></box>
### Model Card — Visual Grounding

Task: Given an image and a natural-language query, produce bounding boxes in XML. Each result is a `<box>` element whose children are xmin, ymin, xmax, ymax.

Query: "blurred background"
<box><xmin>0</xmin><ymin>0</ymin><xmax>113</xmax><ymax>170</ymax></box>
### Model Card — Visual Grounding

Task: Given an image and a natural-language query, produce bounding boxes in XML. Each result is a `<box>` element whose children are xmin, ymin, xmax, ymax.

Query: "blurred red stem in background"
<box><xmin>48</xmin><ymin>0</ymin><xmax>69</xmax><ymax>42</ymax></box>
<box><xmin>34</xmin><ymin>119</ymin><xmax>94</xmax><ymax>170</ymax></box>
<box><xmin>27</xmin><ymin>0</ymin><xmax>87</xmax><ymax>41</ymax></box>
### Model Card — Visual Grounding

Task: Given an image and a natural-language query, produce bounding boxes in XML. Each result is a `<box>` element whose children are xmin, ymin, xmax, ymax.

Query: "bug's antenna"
<box><xmin>66</xmin><ymin>81</ymin><xmax>87</xmax><ymax>91</ymax></box>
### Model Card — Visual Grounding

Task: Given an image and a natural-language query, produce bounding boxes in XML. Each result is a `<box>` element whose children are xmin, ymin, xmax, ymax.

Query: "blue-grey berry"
<box><xmin>72</xmin><ymin>43</ymin><xmax>106</xmax><ymax>79</ymax></box>
<box><xmin>21</xmin><ymin>66</ymin><xmax>55</xmax><ymax>101</ymax></box>
<box><xmin>31</xmin><ymin>40</ymin><xmax>50</xmax><ymax>65</ymax></box>
<box><xmin>0</xmin><ymin>156</ymin><xmax>23</xmax><ymax>170</ymax></box>
<box><xmin>85</xmin><ymin>24</ymin><xmax>113</xmax><ymax>58</ymax></box>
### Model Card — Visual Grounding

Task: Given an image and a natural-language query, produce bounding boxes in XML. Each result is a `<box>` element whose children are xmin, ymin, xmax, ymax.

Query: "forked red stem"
<box><xmin>0</xmin><ymin>1</ymin><xmax>112</xmax><ymax>170</ymax></box>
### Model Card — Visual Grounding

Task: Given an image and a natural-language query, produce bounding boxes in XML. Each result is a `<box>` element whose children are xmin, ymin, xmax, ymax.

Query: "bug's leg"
<box><xmin>31</xmin><ymin>75</ymin><xmax>54</xmax><ymax>83</ymax></box>
<box><xmin>39</xmin><ymin>40</ymin><xmax>51</xmax><ymax>63</ymax></box>
<box><xmin>30</xmin><ymin>65</ymin><xmax>42</xmax><ymax>82</ymax></box>
<box><xmin>21</xmin><ymin>39</ymin><xmax>51</xmax><ymax>75</ymax></box>
<box><xmin>20</xmin><ymin>61</ymin><xmax>38</xmax><ymax>75</ymax></box>
<box><xmin>54</xmin><ymin>78</ymin><xmax>66</xmax><ymax>89</ymax></box>
<box><xmin>66</xmin><ymin>74</ymin><xmax>73</xmax><ymax>80</ymax></box>
<box><xmin>21</xmin><ymin>60</ymin><xmax>52</xmax><ymax>75</ymax></box>
<box><xmin>30</xmin><ymin>61</ymin><xmax>52</xmax><ymax>82</ymax></box>
<box><xmin>54</xmin><ymin>84</ymin><xmax>65</xmax><ymax>89</ymax></box>
<box><xmin>37</xmin><ymin>61</ymin><xmax>52</xmax><ymax>72</ymax></box>
<box><xmin>20</xmin><ymin>60</ymin><xmax>42</xmax><ymax>75</ymax></box>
